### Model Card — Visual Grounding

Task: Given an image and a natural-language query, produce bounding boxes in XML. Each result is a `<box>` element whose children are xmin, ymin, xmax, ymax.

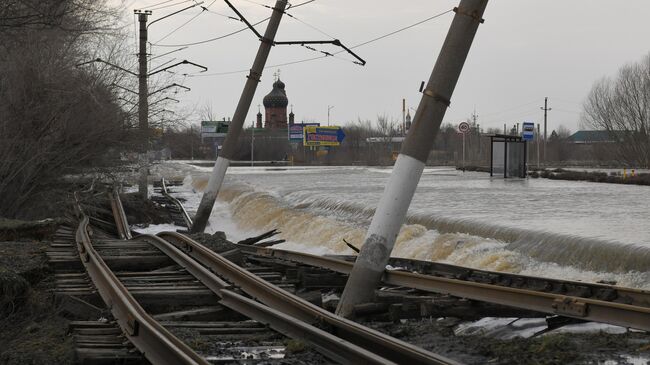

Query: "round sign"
<box><xmin>458</xmin><ymin>121</ymin><xmax>470</xmax><ymax>134</ymax></box>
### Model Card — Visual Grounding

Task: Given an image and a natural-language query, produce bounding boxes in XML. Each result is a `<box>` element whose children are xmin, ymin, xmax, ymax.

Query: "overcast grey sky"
<box><xmin>125</xmin><ymin>0</ymin><xmax>650</xmax><ymax>134</ymax></box>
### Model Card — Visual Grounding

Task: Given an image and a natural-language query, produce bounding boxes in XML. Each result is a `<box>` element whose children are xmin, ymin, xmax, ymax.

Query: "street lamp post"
<box><xmin>327</xmin><ymin>105</ymin><xmax>334</xmax><ymax>126</ymax></box>
<box><xmin>251</xmin><ymin>121</ymin><xmax>255</xmax><ymax>167</ymax></box>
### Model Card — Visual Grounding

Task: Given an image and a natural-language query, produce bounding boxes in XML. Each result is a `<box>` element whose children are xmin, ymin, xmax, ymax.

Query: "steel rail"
<box><xmin>73</xmin><ymin>196</ymin><xmax>209</xmax><ymax>365</ymax></box>
<box><xmin>158</xmin><ymin>231</ymin><xmax>460</xmax><ymax>365</ymax></box>
<box><xmin>105</xmin><ymin>185</ymin><xmax>409</xmax><ymax>364</ymax></box>
<box><xmin>131</xmin><ymin>233</ymin><xmax>405</xmax><ymax>364</ymax></box>
<box><xmin>109</xmin><ymin>187</ymin><xmax>132</xmax><ymax>240</ymax></box>
<box><xmin>219</xmin><ymin>289</ymin><xmax>397</xmax><ymax>365</ymax></box>
<box><xmin>248</xmin><ymin>249</ymin><xmax>650</xmax><ymax>308</ymax></box>
<box><xmin>241</xmin><ymin>245</ymin><xmax>650</xmax><ymax>332</ymax></box>
<box><xmin>161</xmin><ymin>178</ymin><xmax>193</xmax><ymax>228</ymax></box>
<box><xmin>365</xmin><ymin>255</ymin><xmax>650</xmax><ymax>308</ymax></box>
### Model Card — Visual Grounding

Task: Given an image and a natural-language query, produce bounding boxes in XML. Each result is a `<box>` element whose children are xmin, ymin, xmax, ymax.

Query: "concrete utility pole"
<box><xmin>336</xmin><ymin>0</ymin><xmax>488</xmax><ymax>318</ymax></box>
<box><xmin>536</xmin><ymin>123</ymin><xmax>541</xmax><ymax>168</ymax></box>
<box><xmin>541</xmin><ymin>97</ymin><xmax>551</xmax><ymax>163</ymax></box>
<box><xmin>136</xmin><ymin>10</ymin><xmax>151</xmax><ymax>200</ymax></box>
<box><xmin>191</xmin><ymin>0</ymin><xmax>288</xmax><ymax>233</ymax></box>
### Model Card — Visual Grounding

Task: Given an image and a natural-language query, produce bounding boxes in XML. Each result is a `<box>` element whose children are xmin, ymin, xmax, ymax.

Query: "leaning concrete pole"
<box><xmin>336</xmin><ymin>0</ymin><xmax>488</xmax><ymax>318</ymax></box>
<box><xmin>191</xmin><ymin>0</ymin><xmax>288</xmax><ymax>233</ymax></box>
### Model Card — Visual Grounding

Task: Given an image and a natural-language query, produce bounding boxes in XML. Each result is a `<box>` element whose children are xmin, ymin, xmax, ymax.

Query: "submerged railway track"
<box><xmin>47</xmin><ymin>182</ymin><xmax>650</xmax><ymax>364</ymax></box>
<box><xmin>49</xmin><ymin>186</ymin><xmax>459</xmax><ymax>364</ymax></box>
<box><xmin>154</xmin><ymin>178</ymin><xmax>650</xmax><ymax>332</ymax></box>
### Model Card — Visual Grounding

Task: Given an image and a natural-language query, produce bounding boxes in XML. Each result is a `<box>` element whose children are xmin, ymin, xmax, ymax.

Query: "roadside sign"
<box><xmin>522</xmin><ymin>121</ymin><xmax>535</xmax><ymax>141</ymax></box>
<box><xmin>458</xmin><ymin>121</ymin><xmax>470</xmax><ymax>134</ymax></box>
<box><xmin>201</xmin><ymin>121</ymin><xmax>218</xmax><ymax>133</ymax></box>
<box><xmin>304</xmin><ymin>126</ymin><xmax>346</xmax><ymax>147</ymax></box>
<box><xmin>201</xmin><ymin>120</ymin><xmax>229</xmax><ymax>138</ymax></box>
<box><xmin>288</xmin><ymin>123</ymin><xmax>319</xmax><ymax>142</ymax></box>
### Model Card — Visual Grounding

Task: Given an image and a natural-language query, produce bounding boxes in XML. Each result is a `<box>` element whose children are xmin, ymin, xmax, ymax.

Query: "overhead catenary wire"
<box><xmin>188</xmin><ymin>7</ymin><xmax>454</xmax><ymax>77</ymax></box>
<box><xmin>153</xmin><ymin>17</ymin><xmax>270</xmax><ymax>47</ymax></box>
<box><xmin>152</xmin><ymin>0</ymin><xmax>219</xmax><ymax>44</ymax></box>
<box><xmin>284</xmin><ymin>11</ymin><xmax>336</xmax><ymax>39</ymax></box>
<box><xmin>146</xmin><ymin>0</ymin><xmax>194</xmax><ymax>11</ymax></box>
<box><xmin>143</xmin><ymin>0</ymin><xmax>180</xmax><ymax>9</ymax></box>
<box><xmin>151</xmin><ymin>0</ymin><xmax>318</xmax><ymax>48</ymax></box>
<box><xmin>287</xmin><ymin>0</ymin><xmax>316</xmax><ymax>10</ymax></box>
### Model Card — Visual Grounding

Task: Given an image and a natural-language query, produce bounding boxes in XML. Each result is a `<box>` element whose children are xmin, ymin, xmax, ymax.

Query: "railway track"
<box><xmin>49</xmin><ymin>186</ymin><xmax>458</xmax><ymax>364</ymax></box>
<box><xmin>156</xmin><ymin>181</ymin><xmax>650</xmax><ymax>335</ymax></box>
<box><xmin>152</xmin><ymin>178</ymin><xmax>193</xmax><ymax>229</ymax></box>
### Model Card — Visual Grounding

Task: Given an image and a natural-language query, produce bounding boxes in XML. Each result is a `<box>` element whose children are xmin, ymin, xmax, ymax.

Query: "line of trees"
<box><xmin>582</xmin><ymin>52</ymin><xmax>650</xmax><ymax>168</ymax></box>
<box><xmin>0</xmin><ymin>0</ymin><xmax>140</xmax><ymax>218</ymax></box>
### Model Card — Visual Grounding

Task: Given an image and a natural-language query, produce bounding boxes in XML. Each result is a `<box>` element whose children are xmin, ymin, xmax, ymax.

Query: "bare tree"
<box><xmin>0</xmin><ymin>0</ymin><xmax>136</xmax><ymax>218</ymax></box>
<box><xmin>582</xmin><ymin>53</ymin><xmax>650</xmax><ymax>167</ymax></box>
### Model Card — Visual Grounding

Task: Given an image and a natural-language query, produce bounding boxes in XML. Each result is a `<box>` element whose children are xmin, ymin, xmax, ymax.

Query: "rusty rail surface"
<box><xmin>158</xmin><ymin>231</ymin><xmax>459</xmax><ymax>365</ymax></box>
<box><xmin>99</xmin><ymin>190</ymin><xmax>431</xmax><ymax>364</ymax></box>
<box><xmin>73</xmin><ymin>193</ymin><xmax>208</xmax><ymax>365</ymax></box>
<box><xmin>239</xmin><ymin>245</ymin><xmax>650</xmax><ymax>332</ymax></box>
<box><xmin>133</xmin><ymin>234</ymin><xmax>396</xmax><ymax>364</ymax></box>
<box><xmin>108</xmin><ymin>187</ymin><xmax>132</xmax><ymax>240</ymax></box>
<box><xmin>161</xmin><ymin>178</ymin><xmax>193</xmax><ymax>228</ymax></box>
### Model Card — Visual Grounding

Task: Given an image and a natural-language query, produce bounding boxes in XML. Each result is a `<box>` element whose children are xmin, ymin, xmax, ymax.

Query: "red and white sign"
<box><xmin>458</xmin><ymin>121</ymin><xmax>471</xmax><ymax>134</ymax></box>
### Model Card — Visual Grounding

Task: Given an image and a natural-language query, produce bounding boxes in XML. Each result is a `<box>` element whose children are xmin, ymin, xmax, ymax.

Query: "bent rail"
<box><xmin>158</xmin><ymin>231</ymin><xmax>459</xmax><ymax>365</ymax></box>
<box><xmin>109</xmin><ymin>186</ymin><xmax>132</xmax><ymax>240</ymax></box>
<box><xmin>98</xmin><ymin>191</ymin><xmax>420</xmax><ymax>364</ymax></box>
<box><xmin>161</xmin><ymin>178</ymin><xmax>193</xmax><ymax>228</ymax></box>
<box><xmin>242</xmin><ymin>245</ymin><xmax>650</xmax><ymax>332</ymax></box>
<box><xmin>73</xmin><ymin>198</ymin><xmax>208</xmax><ymax>365</ymax></box>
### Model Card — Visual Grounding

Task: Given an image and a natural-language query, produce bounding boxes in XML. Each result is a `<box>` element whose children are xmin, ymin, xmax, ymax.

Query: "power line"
<box><xmin>143</xmin><ymin>0</ymin><xmax>179</xmax><ymax>9</ymax></box>
<box><xmin>146</xmin><ymin>0</ymin><xmax>193</xmax><ymax>11</ymax></box>
<box><xmin>153</xmin><ymin>17</ymin><xmax>270</xmax><ymax>47</ymax></box>
<box><xmin>153</xmin><ymin>0</ymin><xmax>220</xmax><ymax>44</ymax></box>
<box><xmin>284</xmin><ymin>11</ymin><xmax>336</xmax><ymax>39</ymax></box>
<box><xmin>154</xmin><ymin>7</ymin><xmax>205</xmax><ymax>43</ymax></box>
<box><xmin>152</xmin><ymin>0</ymin><xmax>319</xmax><ymax>48</ymax></box>
<box><xmin>187</xmin><ymin>7</ymin><xmax>453</xmax><ymax>77</ymax></box>
<box><xmin>287</xmin><ymin>0</ymin><xmax>316</xmax><ymax>10</ymax></box>
<box><xmin>345</xmin><ymin>9</ymin><xmax>453</xmax><ymax>51</ymax></box>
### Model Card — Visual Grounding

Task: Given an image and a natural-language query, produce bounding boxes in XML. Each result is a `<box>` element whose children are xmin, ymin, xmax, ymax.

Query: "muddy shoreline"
<box><xmin>2</xmin><ymin>226</ymin><xmax>649</xmax><ymax>364</ymax></box>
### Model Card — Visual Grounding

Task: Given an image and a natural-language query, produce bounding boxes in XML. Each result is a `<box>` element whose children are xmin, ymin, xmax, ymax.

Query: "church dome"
<box><xmin>263</xmin><ymin>79</ymin><xmax>288</xmax><ymax>108</ymax></box>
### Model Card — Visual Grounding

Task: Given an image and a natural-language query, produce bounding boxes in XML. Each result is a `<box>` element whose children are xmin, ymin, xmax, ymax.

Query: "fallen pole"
<box><xmin>191</xmin><ymin>0</ymin><xmax>288</xmax><ymax>233</ymax></box>
<box><xmin>336</xmin><ymin>0</ymin><xmax>489</xmax><ymax>317</ymax></box>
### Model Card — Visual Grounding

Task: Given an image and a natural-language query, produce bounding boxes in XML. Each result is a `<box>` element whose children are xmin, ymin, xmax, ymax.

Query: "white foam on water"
<box><xmin>132</xmin><ymin>223</ymin><xmax>185</xmax><ymax>235</ymax></box>
<box><xmin>153</xmin><ymin>161</ymin><xmax>650</xmax><ymax>290</ymax></box>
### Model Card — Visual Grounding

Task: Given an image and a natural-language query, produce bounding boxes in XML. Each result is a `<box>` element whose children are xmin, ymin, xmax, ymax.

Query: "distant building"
<box><xmin>567</xmin><ymin>130</ymin><xmax>620</xmax><ymax>144</ymax></box>
<box><xmin>262</xmin><ymin>77</ymin><xmax>289</xmax><ymax>129</ymax></box>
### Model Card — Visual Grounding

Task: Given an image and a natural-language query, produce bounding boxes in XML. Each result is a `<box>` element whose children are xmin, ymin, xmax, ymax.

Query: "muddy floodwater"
<box><xmin>155</xmin><ymin>163</ymin><xmax>650</xmax><ymax>289</ymax></box>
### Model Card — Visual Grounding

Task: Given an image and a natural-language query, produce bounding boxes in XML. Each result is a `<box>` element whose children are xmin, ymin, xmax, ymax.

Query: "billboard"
<box><xmin>304</xmin><ymin>126</ymin><xmax>346</xmax><ymax>147</ymax></box>
<box><xmin>201</xmin><ymin>120</ymin><xmax>229</xmax><ymax>137</ymax></box>
<box><xmin>288</xmin><ymin>123</ymin><xmax>319</xmax><ymax>142</ymax></box>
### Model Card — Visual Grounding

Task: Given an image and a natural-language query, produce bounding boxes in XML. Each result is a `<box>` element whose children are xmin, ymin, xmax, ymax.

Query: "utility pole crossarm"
<box><xmin>223</xmin><ymin>0</ymin><xmax>264</xmax><ymax>39</ymax></box>
<box><xmin>275</xmin><ymin>39</ymin><xmax>366</xmax><ymax>66</ymax></box>
<box><xmin>76</xmin><ymin>58</ymin><xmax>138</xmax><ymax>76</ymax></box>
<box><xmin>224</xmin><ymin>0</ymin><xmax>366</xmax><ymax>66</ymax></box>
<box><xmin>149</xmin><ymin>83</ymin><xmax>191</xmax><ymax>96</ymax></box>
<box><xmin>111</xmin><ymin>83</ymin><xmax>139</xmax><ymax>95</ymax></box>
<box><xmin>146</xmin><ymin>2</ymin><xmax>203</xmax><ymax>29</ymax></box>
<box><xmin>148</xmin><ymin>60</ymin><xmax>208</xmax><ymax>76</ymax></box>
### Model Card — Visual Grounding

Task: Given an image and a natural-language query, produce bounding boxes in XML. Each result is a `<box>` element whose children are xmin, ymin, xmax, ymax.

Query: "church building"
<box><xmin>257</xmin><ymin>73</ymin><xmax>295</xmax><ymax>129</ymax></box>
